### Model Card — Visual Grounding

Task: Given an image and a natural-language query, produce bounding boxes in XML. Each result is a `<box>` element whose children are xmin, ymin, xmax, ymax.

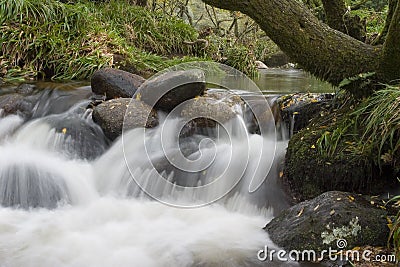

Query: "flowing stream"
<box><xmin>0</xmin><ymin>69</ymin><xmax>327</xmax><ymax>267</ymax></box>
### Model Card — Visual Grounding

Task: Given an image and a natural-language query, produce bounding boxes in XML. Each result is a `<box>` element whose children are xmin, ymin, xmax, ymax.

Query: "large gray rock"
<box><xmin>92</xmin><ymin>98</ymin><xmax>158</xmax><ymax>140</ymax></box>
<box><xmin>180</xmin><ymin>96</ymin><xmax>237</xmax><ymax>128</ymax></box>
<box><xmin>136</xmin><ymin>69</ymin><xmax>206</xmax><ymax>112</ymax></box>
<box><xmin>0</xmin><ymin>93</ymin><xmax>33</xmax><ymax>117</ymax></box>
<box><xmin>264</xmin><ymin>191</ymin><xmax>391</xmax><ymax>253</ymax></box>
<box><xmin>91</xmin><ymin>68</ymin><xmax>145</xmax><ymax>99</ymax></box>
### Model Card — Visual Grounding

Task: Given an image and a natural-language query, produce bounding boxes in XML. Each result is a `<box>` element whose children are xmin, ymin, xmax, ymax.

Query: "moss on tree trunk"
<box><xmin>202</xmin><ymin>0</ymin><xmax>380</xmax><ymax>95</ymax></box>
<box><xmin>379</xmin><ymin>0</ymin><xmax>400</xmax><ymax>82</ymax></box>
<box><xmin>321</xmin><ymin>0</ymin><xmax>366</xmax><ymax>41</ymax></box>
<box><xmin>373</xmin><ymin>0</ymin><xmax>397</xmax><ymax>45</ymax></box>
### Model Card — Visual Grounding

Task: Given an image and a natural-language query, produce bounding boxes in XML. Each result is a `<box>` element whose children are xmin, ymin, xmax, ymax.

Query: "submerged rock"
<box><xmin>264</xmin><ymin>191</ymin><xmax>391</xmax><ymax>254</ymax></box>
<box><xmin>91</xmin><ymin>68</ymin><xmax>145</xmax><ymax>99</ymax></box>
<box><xmin>136</xmin><ymin>69</ymin><xmax>206</xmax><ymax>112</ymax></box>
<box><xmin>0</xmin><ymin>164</ymin><xmax>70</xmax><ymax>209</ymax></box>
<box><xmin>0</xmin><ymin>93</ymin><xmax>33</xmax><ymax>117</ymax></box>
<box><xmin>180</xmin><ymin>96</ymin><xmax>237</xmax><ymax>128</ymax></box>
<box><xmin>15</xmin><ymin>83</ymin><xmax>36</xmax><ymax>95</ymax></box>
<box><xmin>47</xmin><ymin>114</ymin><xmax>109</xmax><ymax>160</ymax></box>
<box><xmin>92</xmin><ymin>98</ymin><xmax>158</xmax><ymax>140</ymax></box>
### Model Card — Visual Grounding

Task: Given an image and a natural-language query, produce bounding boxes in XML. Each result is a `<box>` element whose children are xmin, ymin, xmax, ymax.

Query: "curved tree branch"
<box><xmin>202</xmin><ymin>0</ymin><xmax>380</xmax><ymax>91</ymax></box>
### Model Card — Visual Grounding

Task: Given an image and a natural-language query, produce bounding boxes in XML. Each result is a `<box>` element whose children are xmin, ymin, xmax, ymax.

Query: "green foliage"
<box><xmin>93</xmin><ymin>0</ymin><xmax>197</xmax><ymax>55</ymax></box>
<box><xmin>317</xmin><ymin>85</ymin><xmax>400</xmax><ymax>172</ymax></box>
<box><xmin>0</xmin><ymin>0</ymin><xmax>203</xmax><ymax>81</ymax></box>
<box><xmin>352</xmin><ymin>86</ymin><xmax>400</xmax><ymax>170</ymax></box>
<box><xmin>351</xmin><ymin>6</ymin><xmax>387</xmax><ymax>34</ymax></box>
<box><xmin>338</xmin><ymin>72</ymin><xmax>376</xmax><ymax>88</ymax></box>
<box><xmin>224</xmin><ymin>45</ymin><xmax>258</xmax><ymax>77</ymax></box>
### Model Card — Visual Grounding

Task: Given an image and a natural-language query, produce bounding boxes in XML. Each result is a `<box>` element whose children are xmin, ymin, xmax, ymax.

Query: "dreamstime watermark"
<box><xmin>121</xmin><ymin>62</ymin><xmax>277</xmax><ymax>208</ymax></box>
<box><xmin>257</xmin><ymin>239</ymin><xmax>397</xmax><ymax>263</ymax></box>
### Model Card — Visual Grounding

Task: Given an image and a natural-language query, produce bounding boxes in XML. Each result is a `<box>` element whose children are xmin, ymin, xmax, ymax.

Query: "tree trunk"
<box><xmin>202</xmin><ymin>0</ymin><xmax>380</xmax><ymax>94</ymax></box>
<box><xmin>380</xmin><ymin>0</ymin><xmax>400</xmax><ymax>82</ymax></box>
<box><xmin>321</xmin><ymin>0</ymin><xmax>348</xmax><ymax>33</ymax></box>
<box><xmin>374</xmin><ymin>0</ymin><xmax>397</xmax><ymax>45</ymax></box>
<box><xmin>321</xmin><ymin>0</ymin><xmax>366</xmax><ymax>42</ymax></box>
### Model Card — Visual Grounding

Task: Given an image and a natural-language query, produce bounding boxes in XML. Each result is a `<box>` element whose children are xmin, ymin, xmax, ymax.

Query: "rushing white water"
<box><xmin>0</xmin><ymin>88</ymin><xmax>297</xmax><ymax>267</ymax></box>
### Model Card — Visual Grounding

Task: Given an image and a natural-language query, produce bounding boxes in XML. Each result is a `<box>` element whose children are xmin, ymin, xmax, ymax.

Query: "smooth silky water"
<box><xmin>0</xmin><ymin>69</ymin><xmax>329</xmax><ymax>267</ymax></box>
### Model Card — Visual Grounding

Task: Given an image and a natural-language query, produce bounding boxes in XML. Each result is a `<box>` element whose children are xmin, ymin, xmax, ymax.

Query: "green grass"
<box><xmin>317</xmin><ymin>85</ymin><xmax>400</xmax><ymax>171</ymax></box>
<box><xmin>0</xmin><ymin>0</ymin><xmax>264</xmax><ymax>81</ymax></box>
<box><xmin>0</xmin><ymin>0</ymin><xmax>205</xmax><ymax>81</ymax></box>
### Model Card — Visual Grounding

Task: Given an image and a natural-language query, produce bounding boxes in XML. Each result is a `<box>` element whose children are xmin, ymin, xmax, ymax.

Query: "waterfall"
<box><xmin>0</xmin><ymin>86</ymin><xmax>298</xmax><ymax>267</ymax></box>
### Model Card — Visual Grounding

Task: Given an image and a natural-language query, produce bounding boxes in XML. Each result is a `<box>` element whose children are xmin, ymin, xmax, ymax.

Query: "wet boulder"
<box><xmin>15</xmin><ymin>83</ymin><xmax>36</xmax><ymax>95</ymax></box>
<box><xmin>47</xmin><ymin>114</ymin><xmax>109</xmax><ymax>160</ymax></box>
<box><xmin>91</xmin><ymin>68</ymin><xmax>145</xmax><ymax>99</ymax></box>
<box><xmin>278</xmin><ymin>93</ymin><xmax>334</xmax><ymax>136</ymax></box>
<box><xmin>264</xmin><ymin>191</ymin><xmax>391</xmax><ymax>254</ymax></box>
<box><xmin>136</xmin><ymin>69</ymin><xmax>206</xmax><ymax>112</ymax></box>
<box><xmin>180</xmin><ymin>96</ymin><xmax>237</xmax><ymax>129</ymax></box>
<box><xmin>0</xmin><ymin>93</ymin><xmax>33</xmax><ymax>117</ymax></box>
<box><xmin>92</xmin><ymin>98</ymin><xmax>158</xmax><ymax>140</ymax></box>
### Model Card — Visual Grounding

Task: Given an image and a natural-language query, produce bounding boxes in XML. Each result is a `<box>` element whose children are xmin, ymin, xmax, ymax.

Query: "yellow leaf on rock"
<box><xmin>62</xmin><ymin>128</ymin><xmax>67</xmax><ymax>134</ymax></box>
<box><xmin>136</xmin><ymin>93</ymin><xmax>141</xmax><ymax>100</ymax></box>
<box><xmin>279</xmin><ymin>171</ymin><xmax>283</xmax><ymax>178</ymax></box>
<box><xmin>297</xmin><ymin>207</ymin><xmax>304</xmax><ymax>217</ymax></box>
<box><xmin>311</xmin><ymin>145</ymin><xmax>316</xmax><ymax>149</ymax></box>
<box><xmin>329</xmin><ymin>209</ymin><xmax>335</xmax><ymax>215</ymax></box>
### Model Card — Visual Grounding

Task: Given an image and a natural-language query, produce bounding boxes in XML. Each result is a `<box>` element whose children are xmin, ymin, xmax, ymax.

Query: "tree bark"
<box><xmin>374</xmin><ymin>0</ymin><xmax>397</xmax><ymax>45</ymax></box>
<box><xmin>321</xmin><ymin>0</ymin><xmax>348</xmax><ymax>33</ymax></box>
<box><xmin>321</xmin><ymin>0</ymin><xmax>366</xmax><ymax>42</ymax></box>
<box><xmin>380</xmin><ymin>0</ymin><xmax>400</xmax><ymax>82</ymax></box>
<box><xmin>202</xmin><ymin>0</ymin><xmax>380</xmax><ymax>92</ymax></box>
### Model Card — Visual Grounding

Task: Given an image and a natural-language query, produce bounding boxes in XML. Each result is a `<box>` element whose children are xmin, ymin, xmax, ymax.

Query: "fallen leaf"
<box><xmin>330</xmin><ymin>209</ymin><xmax>335</xmax><ymax>215</ymax></box>
<box><xmin>311</xmin><ymin>145</ymin><xmax>316</xmax><ymax>149</ymax></box>
<box><xmin>313</xmin><ymin>204</ymin><xmax>320</xmax><ymax>211</ymax></box>
<box><xmin>348</xmin><ymin>196</ymin><xmax>355</xmax><ymax>202</ymax></box>
<box><xmin>62</xmin><ymin>128</ymin><xmax>67</xmax><ymax>134</ymax></box>
<box><xmin>297</xmin><ymin>207</ymin><xmax>304</xmax><ymax>217</ymax></box>
<box><xmin>279</xmin><ymin>171</ymin><xmax>284</xmax><ymax>178</ymax></box>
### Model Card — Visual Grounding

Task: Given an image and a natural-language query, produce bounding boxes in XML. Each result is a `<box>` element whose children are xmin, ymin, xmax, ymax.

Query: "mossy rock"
<box><xmin>264</xmin><ymin>191</ymin><xmax>391</xmax><ymax>253</ymax></box>
<box><xmin>284</xmin><ymin>106</ymin><xmax>394</xmax><ymax>201</ymax></box>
